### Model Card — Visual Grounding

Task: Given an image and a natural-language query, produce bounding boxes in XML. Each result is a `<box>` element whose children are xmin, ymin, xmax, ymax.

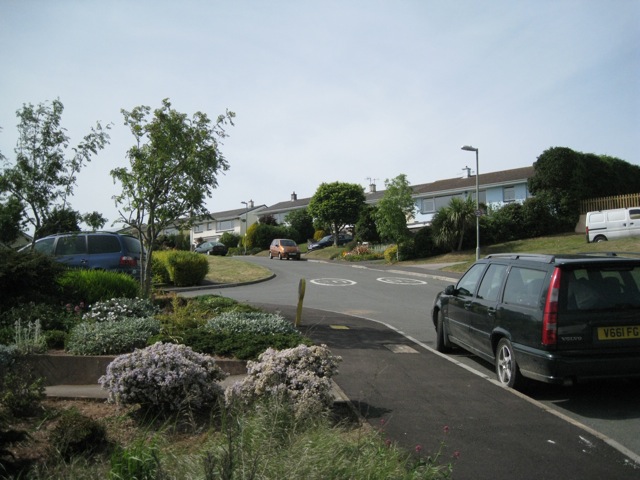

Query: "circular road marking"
<box><xmin>377</xmin><ymin>277</ymin><xmax>427</xmax><ymax>285</ymax></box>
<box><xmin>310</xmin><ymin>278</ymin><xmax>357</xmax><ymax>287</ymax></box>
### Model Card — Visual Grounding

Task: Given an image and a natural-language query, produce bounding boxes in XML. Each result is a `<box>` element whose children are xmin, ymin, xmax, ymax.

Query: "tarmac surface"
<box><xmin>46</xmin><ymin>262</ymin><xmax>640</xmax><ymax>479</ymax></box>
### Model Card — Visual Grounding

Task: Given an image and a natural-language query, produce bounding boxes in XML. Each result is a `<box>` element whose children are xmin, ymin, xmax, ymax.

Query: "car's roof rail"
<box><xmin>575</xmin><ymin>251</ymin><xmax>640</xmax><ymax>258</ymax></box>
<box><xmin>485</xmin><ymin>253</ymin><xmax>556</xmax><ymax>263</ymax></box>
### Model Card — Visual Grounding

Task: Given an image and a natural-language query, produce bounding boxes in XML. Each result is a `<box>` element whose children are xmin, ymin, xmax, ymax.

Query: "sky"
<box><xmin>1</xmin><ymin>1</ymin><xmax>638</xmax><ymax>230</ymax></box>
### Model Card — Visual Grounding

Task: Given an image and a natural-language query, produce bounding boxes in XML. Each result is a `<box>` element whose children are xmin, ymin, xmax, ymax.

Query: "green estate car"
<box><xmin>431</xmin><ymin>253</ymin><xmax>640</xmax><ymax>388</ymax></box>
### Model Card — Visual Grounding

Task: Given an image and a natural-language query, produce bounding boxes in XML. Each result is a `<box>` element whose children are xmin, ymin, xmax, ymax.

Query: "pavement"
<box><xmin>45</xmin><ymin>262</ymin><xmax>640</xmax><ymax>479</ymax></box>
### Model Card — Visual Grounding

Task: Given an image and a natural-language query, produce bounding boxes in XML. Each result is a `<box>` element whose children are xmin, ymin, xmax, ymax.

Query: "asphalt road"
<box><xmin>181</xmin><ymin>255</ymin><xmax>640</xmax><ymax>462</ymax></box>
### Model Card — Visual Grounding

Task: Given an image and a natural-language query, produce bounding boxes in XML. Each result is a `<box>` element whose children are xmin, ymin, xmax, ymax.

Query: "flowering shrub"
<box><xmin>342</xmin><ymin>244</ymin><xmax>384</xmax><ymax>262</ymax></box>
<box><xmin>82</xmin><ymin>297</ymin><xmax>157</xmax><ymax>322</ymax></box>
<box><xmin>99</xmin><ymin>342</ymin><xmax>228</xmax><ymax>412</ymax></box>
<box><xmin>66</xmin><ymin>317</ymin><xmax>160</xmax><ymax>355</ymax></box>
<box><xmin>205</xmin><ymin>311</ymin><xmax>299</xmax><ymax>336</ymax></box>
<box><xmin>225</xmin><ymin>344</ymin><xmax>341</xmax><ymax>419</ymax></box>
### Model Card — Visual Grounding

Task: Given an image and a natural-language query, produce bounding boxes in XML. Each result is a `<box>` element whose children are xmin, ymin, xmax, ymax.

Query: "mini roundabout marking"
<box><xmin>377</xmin><ymin>277</ymin><xmax>427</xmax><ymax>285</ymax></box>
<box><xmin>310</xmin><ymin>278</ymin><xmax>357</xmax><ymax>287</ymax></box>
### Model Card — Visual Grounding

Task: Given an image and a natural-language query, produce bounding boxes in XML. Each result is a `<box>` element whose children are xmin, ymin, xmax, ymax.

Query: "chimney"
<box><xmin>291</xmin><ymin>192</ymin><xmax>297</xmax><ymax>201</ymax></box>
<box><xmin>369</xmin><ymin>183</ymin><xmax>376</xmax><ymax>193</ymax></box>
<box><xmin>248</xmin><ymin>199</ymin><xmax>254</xmax><ymax>209</ymax></box>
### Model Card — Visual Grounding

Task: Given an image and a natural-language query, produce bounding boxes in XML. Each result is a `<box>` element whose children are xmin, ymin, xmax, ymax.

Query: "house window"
<box><xmin>194</xmin><ymin>224</ymin><xmax>203</xmax><ymax>233</ymax></box>
<box><xmin>503</xmin><ymin>186</ymin><xmax>515</xmax><ymax>203</ymax></box>
<box><xmin>217</xmin><ymin>220</ymin><xmax>234</xmax><ymax>231</ymax></box>
<box><xmin>421</xmin><ymin>198</ymin><xmax>435</xmax><ymax>214</ymax></box>
<box><xmin>206</xmin><ymin>222</ymin><xmax>213</xmax><ymax>230</ymax></box>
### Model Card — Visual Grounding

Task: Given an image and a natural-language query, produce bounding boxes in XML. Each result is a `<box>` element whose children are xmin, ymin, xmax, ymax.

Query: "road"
<box><xmin>182</xmin><ymin>255</ymin><xmax>640</xmax><ymax>460</ymax></box>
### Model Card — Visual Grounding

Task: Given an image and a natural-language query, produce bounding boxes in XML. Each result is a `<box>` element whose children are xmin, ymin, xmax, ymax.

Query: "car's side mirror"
<box><xmin>444</xmin><ymin>285</ymin><xmax>457</xmax><ymax>296</ymax></box>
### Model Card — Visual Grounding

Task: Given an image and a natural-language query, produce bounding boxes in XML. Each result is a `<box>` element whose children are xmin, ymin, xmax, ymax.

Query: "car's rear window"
<box><xmin>88</xmin><ymin>235</ymin><xmax>121</xmax><ymax>254</ymax></box>
<box><xmin>564</xmin><ymin>266</ymin><xmax>640</xmax><ymax>311</ymax></box>
<box><xmin>121</xmin><ymin>236</ymin><xmax>142</xmax><ymax>254</ymax></box>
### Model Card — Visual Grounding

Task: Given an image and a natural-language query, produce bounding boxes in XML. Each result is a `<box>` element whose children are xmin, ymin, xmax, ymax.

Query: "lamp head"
<box><xmin>461</xmin><ymin>145</ymin><xmax>478</xmax><ymax>152</ymax></box>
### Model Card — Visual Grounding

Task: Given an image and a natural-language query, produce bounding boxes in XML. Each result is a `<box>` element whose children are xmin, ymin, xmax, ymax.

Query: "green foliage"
<box><xmin>431</xmin><ymin>196</ymin><xmax>476</xmax><ymax>252</ymax></box>
<box><xmin>0</xmin><ymin>249</ymin><xmax>63</xmax><ymax>313</ymax></box>
<box><xmin>413</xmin><ymin>226</ymin><xmax>445</xmax><ymax>259</ymax></box>
<box><xmin>37</xmin><ymin>206</ymin><xmax>81</xmax><ymax>239</ymax></box>
<box><xmin>308</xmin><ymin>182</ymin><xmax>365</xmax><ymax>238</ymax></box>
<box><xmin>0</xmin><ymin>301</ymin><xmax>75</xmax><ymax>333</ymax></box>
<box><xmin>82</xmin><ymin>297</ymin><xmax>157</xmax><ymax>322</ymax></box>
<box><xmin>246</xmin><ymin>223</ymin><xmax>295</xmax><ymax>250</ymax></box>
<box><xmin>111</xmin><ymin>98</ymin><xmax>235</xmax><ymax>297</ymax></box>
<box><xmin>206</xmin><ymin>311</ymin><xmax>298</xmax><ymax>336</ymax></box>
<box><xmin>0</xmin><ymin>98</ymin><xmax>111</xmax><ymax>243</ymax></box>
<box><xmin>219</xmin><ymin>231</ymin><xmax>240</xmax><ymax>248</ymax></box>
<box><xmin>13</xmin><ymin>319</ymin><xmax>47</xmax><ymax>354</ymax></box>
<box><xmin>49</xmin><ymin>408</ymin><xmax>108</xmax><ymax>460</ymax></box>
<box><xmin>384</xmin><ymin>245</ymin><xmax>398</xmax><ymax>263</ymax></box>
<box><xmin>66</xmin><ymin>317</ymin><xmax>161</xmax><ymax>355</ymax></box>
<box><xmin>0</xmin><ymin>196</ymin><xmax>24</xmax><ymax>246</ymax></box>
<box><xmin>109</xmin><ymin>437</ymin><xmax>163</xmax><ymax>480</ymax></box>
<box><xmin>82</xmin><ymin>211</ymin><xmax>107</xmax><ymax>231</ymax></box>
<box><xmin>375</xmin><ymin>174</ymin><xmax>415</xmax><ymax>244</ymax></box>
<box><xmin>355</xmin><ymin>204</ymin><xmax>381</xmax><ymax>243</ymax></box>
<box><xmin>58</xmin><ymin>269</ymin><xmax>139</xmax><ymax>305</ymax></box>
<box><xmin>0</xmin><ymin>351</ymin><xmax>45</xmax><ymax>417</ymax></box>
<box><xmin>44</xmin><ymin>329</ymin><xmax>67</xmax><ymax>349</ymax></box>
<box><xmin>284</xmin><ymin>208</ymin><xmax>315</xmax><ymax>243</ymax></box>
<box><xmin>166</xmin><ymin>251</ymin><xmax>209</xmax><ymax>286</ymax></box>
<box><xmin>151</xmin><ymin>251</ymin><xmax>171</xmax><ymax>284</ymax></box>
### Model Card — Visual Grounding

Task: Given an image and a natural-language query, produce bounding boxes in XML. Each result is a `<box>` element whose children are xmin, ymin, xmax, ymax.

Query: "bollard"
<box><xmin>295</xmin><ymin>278</ymin><xmax>306</xmax><ymax>327</ymax></box>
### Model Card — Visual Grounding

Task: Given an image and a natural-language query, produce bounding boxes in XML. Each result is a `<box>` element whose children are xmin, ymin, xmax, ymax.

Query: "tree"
<box><xmin>308</xmin><ymin>182</ymin><xmax>365</xmax><ymax>246</ymax></box>
<box><xmin>432</xmin><ymin>196</ymin><xmax>476</xmax><ymax>252</ymax></box>
<box><xmin>0</xmin><ymin>196</ymin><xmax>24</xmax><ymax>247</ymax></box>
<box><xmin>285</xmin><ymin>208</ymin><xmax>315</xmax><ymax>243</ymax></box>
<box><xmin>374</xmin><ymin>174</ymin><xmax>415</xmax><ymax>246</ymax></box>
<box><xmin>37</xmin><ymin>206</ymin><xmax>81</xmax><ymax>238</ymax></box>
<box><xmin>354</xmin><ymin>204</ymin><xmax>380</xmax><ymax>243</ymax></box>
<box><xmin>0</xmin><ymin>99</ymin><xmax>111</xmax><ymax>244</ymax></box>
<box><xmin>111</xmin><ymin>99</ymin><xmax>234</xmax><ymax>297</ymax></box>
<box><xmin>82</xmin><ymin>211</ymin><xmax>107</xmax><ymax>231</ymax></box>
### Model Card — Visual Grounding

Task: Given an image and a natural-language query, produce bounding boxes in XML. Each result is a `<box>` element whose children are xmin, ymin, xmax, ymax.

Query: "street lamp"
<box><xmin>461</xmin><ymin>145</ymin><xmax>480</xmax><ymax>260</ymax></box>
<box><xmin>241</xmin><ymin>201</ymin><xmax>249</xmax><ymax>255</ymax></box>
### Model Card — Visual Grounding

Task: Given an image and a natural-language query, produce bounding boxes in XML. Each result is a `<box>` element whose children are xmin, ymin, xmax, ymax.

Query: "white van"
<box><xmin>585</xmin><ymin>207</ymin><xmax>640</xmax><ymax>242</ymax></box>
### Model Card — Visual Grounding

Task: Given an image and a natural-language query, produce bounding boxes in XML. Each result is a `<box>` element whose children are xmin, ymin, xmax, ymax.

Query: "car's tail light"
<box><xmin>120</xmin><ymin>255</ymin><xmax>138</xmax><ymax>267</ymax></box>
<box><xmin>542</xmin><ymin>267</ymin><xmax>561</xmax><ymax>346</ymax></box>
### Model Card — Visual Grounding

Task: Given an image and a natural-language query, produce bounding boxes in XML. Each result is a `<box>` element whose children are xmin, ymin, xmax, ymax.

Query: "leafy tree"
<box><xmin>308</xmin><ymin>182</ymin><xmax>365</xmax><ymax>246</ymax></box>
<box><xmin>355</xmin><ymin>204</ymin><xmax>381</xmax><ymax>243</ymax></box>
<box><xmin>259</xmin><ymin>214</ymin><xmax>278</xmax><ymax>225</ymax></box>
<box><xmin>432</xmin><ymin>196</ymin><xmax>476</xmax><ymax>252</ymax></box>
<box><xmin>37</xmin><ymin>206</ymin><xmax>81</xmax><ymax>238</ymax></box>
<box><xmin>374</xmin><ymin>174</ymin><xmax>415</xmax><ymax>246</ymax></box>
<box><xmin>219</xmin><ymin>231</ymin><xmax>240</xmax><ymax>248</ymax></box>
<box><xmin>82</xmin><ymin>211</ymin><xmax>107</xmax><ymax>231</ymax></box>
<box><xmin>0</xmin><ymin>99</ymin><xmax>110</xmax><ymax>244</ymax></box>
<box><xmin>285</xmin><ymin>208</ymin><xmax>315</xmax><ymax>243</ymax></box>
<box><xmin>111</xmin><ymin>99</ymin><xmax>235</xmax><ymax>297</ymax></box>
<box><xmin>0</xmin><ymin>196</ymin><xmax>24</xmax><ymax>247</ymax></box>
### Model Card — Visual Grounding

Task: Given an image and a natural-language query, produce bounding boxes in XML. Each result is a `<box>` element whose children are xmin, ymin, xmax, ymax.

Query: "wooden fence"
<box><xmin>580</xmin><ymin>193</ymin><xmax>640</xmax><ymax>213</ymax></box>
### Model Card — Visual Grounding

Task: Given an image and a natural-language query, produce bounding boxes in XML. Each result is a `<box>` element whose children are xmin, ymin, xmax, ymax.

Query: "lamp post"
<box><xmin>461</xmin><ymin>145</ymin><xmax>480</xmax><ymax>260</ymax></box>
<box><xmin>241</xmin><ymin>201</ymin><xmax>249</xmax><ymax>255</ymax></box>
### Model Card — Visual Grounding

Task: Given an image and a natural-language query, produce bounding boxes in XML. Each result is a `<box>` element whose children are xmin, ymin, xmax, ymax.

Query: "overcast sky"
<box><xmin>1</xmin><ymin>1</ymin><xmax>638</xmax><ymax>229</ymax></box>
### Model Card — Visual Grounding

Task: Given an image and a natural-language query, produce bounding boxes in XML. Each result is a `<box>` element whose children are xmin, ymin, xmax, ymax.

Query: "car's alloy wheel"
<box><xmin>495</xmin><ymin>338</ymin><xmax>522</xmax><ymax>388</ymax></box>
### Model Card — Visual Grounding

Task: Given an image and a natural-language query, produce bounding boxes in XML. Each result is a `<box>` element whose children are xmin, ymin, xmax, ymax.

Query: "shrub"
<box><xmin>99</xmin><ymin>342</ymin><xmax>228</xmax><ymax>412</ymax></box>
<box><xmin>219</xmin><ymin>231</ymin><xmax>241</xmax><ymax>248</ymax></box>
<box><xmin>0</xmin><ymin>249</ymin><xmax>63</xmax><ymax>313</ymax></box>
<box><xmin>0</xmin><ymin>302</ymin><xmax>78</xmax><ymax>333</ymax></box>
<box><xmin>151</xmin><ymin>252</ymin><xmax>171</xmax><ymax>285</ymax></box>
<box><xmin>156</xmin><ymin>251</ymin><xmax>209</xmax><ymax>287</ymax></box>
<box><xmin>66</xmin><ymin>317</ymin><xmax>160</xmax><ymax>355</ymax></box>
<box><xmin>58</xmin><ymin>269</ymin><xmax>139</xmax><ymax>305</ymax></box>
<box><xmin>384</xmin><ymin>245</ymin><xmax>398</xmax><ymax>263</ymax></box>
<box><xmin>44</xmin><ymin>329</ymin><xmax>67</xmax><ymax>350</ymax></box>
<box><xmin>109</xmin><ymin>437</ymin><xmax>163</xmax><ymax>479</ymax></box>
<box><xmin>225</xmin><ymin>344</ymin><xmax>341</xmax><ymax>420</ymax></box>
<box><xmin>0</xmin><ymin>349</ymin><xmax>45</xmax><ymax>417</ymax></box>
<box><xmin>205</xmin><ymin>311</ymin><xmax>298</xmax><ymax>336</ymax></box>
<box><xmin>49</xmin><ymin>408</ymin><xmax>108</xmax><ymax>460</ymax></box>
<box><xmin>181</xmin><ymin>329</ymin><xmax>313</xmax><ymax>360</ymax></box>
<box><xmin>341</xmin><ymin>244</ymin><xmax>384</xmax><ymax>262</ymax></box>
<box><xmin>13</xmin><ymin>319</ymin><xmax>47</xmax><ymax>354</ymax></box>
<box><xmin>82</xmin><ymin>297</ymin><xmax>157</xmax><ymax>323</ymax></box>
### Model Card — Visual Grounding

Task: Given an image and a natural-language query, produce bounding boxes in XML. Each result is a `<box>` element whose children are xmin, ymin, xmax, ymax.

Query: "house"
<box><xmin>255</xmin><ymin>166</ymin><xmax>534</xmax><ymax>231</ymax></box>
<box><xmin>191</xmin><ymin>201</ymin><xmax>267</xmax><ymax>245</ymax></box>
<box><xmin>408</xmin><ymin>165</ymin><xmax>534</xmax><ymax>229</ymax></box>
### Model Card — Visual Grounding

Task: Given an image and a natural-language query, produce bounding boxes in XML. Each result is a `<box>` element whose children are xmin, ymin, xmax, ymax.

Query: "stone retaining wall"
<box><xmin>27</xmin><ymin>353</ymin><xmax>247</xmax><ymax>386</ymax></box>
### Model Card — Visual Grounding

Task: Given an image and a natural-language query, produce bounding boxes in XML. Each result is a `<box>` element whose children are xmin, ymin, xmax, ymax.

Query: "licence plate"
<box><xmin>597</xmin><ymin>325</ymin><xmax>640</xmax><ymax>340</ymax></box>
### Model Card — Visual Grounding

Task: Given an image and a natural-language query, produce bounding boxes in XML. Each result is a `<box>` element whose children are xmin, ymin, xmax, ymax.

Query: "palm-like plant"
<box><xmin>432</xmin><ymin>196</ymin><xmax>477</xmax><ymax>252</ymax></box>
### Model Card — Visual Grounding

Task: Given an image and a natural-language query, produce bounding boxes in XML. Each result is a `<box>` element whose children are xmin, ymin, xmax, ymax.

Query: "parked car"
<box><xmin>307</xmin><ymin>234</ymin><xmax>353</xmax><ymax>252</ymax></box>
<box><xmin>194</xmin><ymin>241</ymin><xmax>228</xmax><ymax>256</ymax></box>
<box><xmin>20</xmin><ymin>231</ymin><xmax>143</xmax><ymax>278</ymax></box>
<box><xmin>585</xmin><ymin>207</ymin><xmax>640</xmax><ymax>242</ymax></box>
<box><xmin>431</xmin><ymin>253</ymin><xmax>640</xmax><ymax>388</ymax></box>
<box><xmin>269</xmin><ymin>238</ymin><xmax>301</xmax><ymax>260</ymax></box>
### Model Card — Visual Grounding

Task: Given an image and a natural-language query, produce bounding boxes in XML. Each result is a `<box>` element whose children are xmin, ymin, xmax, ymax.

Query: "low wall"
<box><xmin>27</xmin><ymin>352</ymin><xmax>247</xmax><ymax>386</ymax></box>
